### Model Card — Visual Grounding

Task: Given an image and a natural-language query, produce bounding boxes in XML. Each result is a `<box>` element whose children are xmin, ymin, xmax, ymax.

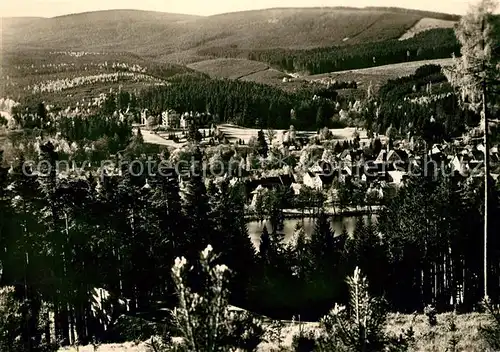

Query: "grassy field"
<box><xmin>2</xmin><ymin>7</ymin><xmax>455</xmax><ymax>61</ymax></box>
<box><xmin>217</xmin><ymin>124</ymin><xmax>368</xmax><ymax>144</ymax></box>
<box><xmin>138</xmin><ymin>124</ymin><xmax>370</xmax><ymax>148</ymax></box>
<box><xmin>57</xmin><ymin>313</ymin><xmax>493</xmax><ymax>352</ymax></box>
<box><xmin>304</xmin><ymin>58</ymin><xmax>454</xmax><ymax>90</ymax></box>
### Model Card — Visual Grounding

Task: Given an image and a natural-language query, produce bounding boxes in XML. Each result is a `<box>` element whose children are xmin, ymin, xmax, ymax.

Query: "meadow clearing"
<box><xmin>304</xmin><ymin>58</ymin><xmax>455</xmax><ymax>90</ymax></box>
<box><xmin>138</xmin><ymin>124</ymin><xmax>371</xmax><ymax>147</ymax></box>
<box><xmin>57</xmin><ymin>313</ymin><xmax>493</xmax><ymax>352</ymax></box>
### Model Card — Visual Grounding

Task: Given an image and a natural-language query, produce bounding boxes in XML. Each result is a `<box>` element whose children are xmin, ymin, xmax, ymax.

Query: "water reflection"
<box><xmin>247</xmin><ymin>215</ymin><xmax>378</xmax><ymax>249</ymax></box>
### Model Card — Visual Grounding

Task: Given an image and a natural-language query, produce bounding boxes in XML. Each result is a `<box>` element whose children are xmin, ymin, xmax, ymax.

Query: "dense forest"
<box><xmin>1</xmin><ymin>133</ymin><xmax>499</xmax><ymax>349</ymax></box>
<box><xmin>136</xmin><ymin>75</ymin><xmax>341</xmax><ymax>130</ymax></box>
<box><xmin>362</xmin><ymin>64</ymin><xmax>482</xmax><ymax>142</ymax></box>
<box><xmin>197</xmin><ymin>29</ymin><xmax>460</xmax><ymax>75</ymax></box>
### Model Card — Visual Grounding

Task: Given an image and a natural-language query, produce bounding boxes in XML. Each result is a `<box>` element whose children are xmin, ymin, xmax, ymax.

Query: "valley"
<box><xmin>1</xmin><ymin>3</ymin><xmax>500</xmax><ymax>352</ymax></box>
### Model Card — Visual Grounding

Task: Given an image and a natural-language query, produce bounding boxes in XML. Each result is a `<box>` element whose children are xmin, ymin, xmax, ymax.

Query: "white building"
<box><xmin>180</xmin><ymin>112</ymin><xmax>189</xmax><ymax>129</ymax></box>
<box><xmin>303</xmin><ymin>172</ymin><xmax>322</xmax><ymax>190</ymax></box>
<box><xmin>162</xmin><ymin>109</ymin><xmax>180</xmax><ymax>128</ymax></box>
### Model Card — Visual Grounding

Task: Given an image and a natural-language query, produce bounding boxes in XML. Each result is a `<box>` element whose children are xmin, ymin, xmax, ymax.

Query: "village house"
<box><xmin>360</xmin><ymin>163</ymin><xmax>391</xmax><ymax>183</ymax></box>
<box><xmin>374</xmin><ymin>148</ymin><xmax>409</xmax><ymax>168</ymax></box>
<box><xmin>450</xmin><ymin>154</ymin><xmax>469</xmax><ymax>175</ymax></box>
<box><xmin>245</xmin><ymin>173</ymin><xmax>295</xmax><ymax>203</ymax></box>
<box><xmin>366</xmin><ymin>182</ymin><xmax>384</xmax><ymax>203</ymax></box>
<box><xmin>339</xmin><ymin>149</ymin><xmax>365</xmax><ymax>166</ymax></box>
<box><xmin>303</xmin><ymin>171</ymin><xmax>336</xmax><ymax>190</ymax></box>
<box><xmin>387</xmin><ymin>170</ymin><xmax>409</xmax><ymax>186</ymax></box>
<box><xmin>290</xmin><ymin>182</ymin><xmax>303</xmax><ymax>195</ymax></box>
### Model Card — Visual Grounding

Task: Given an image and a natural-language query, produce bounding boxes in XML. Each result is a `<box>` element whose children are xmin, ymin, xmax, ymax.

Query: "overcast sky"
<box><xmin>0</xmin><ymin>0</ymin><xmax>485</xmax><ymax>18</ymax></box>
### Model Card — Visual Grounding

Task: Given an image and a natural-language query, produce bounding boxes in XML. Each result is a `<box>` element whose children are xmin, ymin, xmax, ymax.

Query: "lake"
<box><xmin>247</xmin><ymin>214</ymin><xmax>378</xmax><ymax>249</ymax></box>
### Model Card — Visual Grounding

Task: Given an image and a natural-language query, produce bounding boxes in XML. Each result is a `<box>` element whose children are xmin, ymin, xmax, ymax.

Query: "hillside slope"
<box><xmin>304</xmin><ymin>58</ymin><xmax>454</xmax><ymax>89</ymax></box>
<box><xmin>1</xmin><ymin>10</ymin><xmax>201</xmax><ymax>54</ymax></box>
<box><xmin>2</xmin><ymin>7</ymin><xmax>449</xmax><ymax>60</ymax></box>
<box><xmin>0</xmin><ymin>49</ymin><xmax>193</xmax><ymax>106</ymax></box>
<box><xmin>399</xmin><ymin>17</ymin><xmax>456</xmax><ymax>40</ymax></box>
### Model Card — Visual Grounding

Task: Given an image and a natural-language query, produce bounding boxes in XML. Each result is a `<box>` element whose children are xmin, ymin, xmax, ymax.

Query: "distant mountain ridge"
<box><xmin>2</xmin><ymin>7</ymin><xmax>459</xmax><ymax>64</ymax></box>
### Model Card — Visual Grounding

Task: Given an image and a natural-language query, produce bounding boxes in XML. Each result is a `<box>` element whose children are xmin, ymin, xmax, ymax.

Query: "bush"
<box><xmin>291</xmin><ymin>330</ymin><xmax>317</xmax><ymax>352</ymax></box>
<box><xmin>480</xmin><ymin>297</ymin><xmax>500</xmax><ymax>350</ymax></box>
<box><xmin>223</xmin><ymin>311</ymin><xmax>265</xmax><ymax>352</ymax></box>
<box><xmin>0</xmin><ymin>287</ymin><xmax>58</xmax><ymax>352</ymax></box>
<box><xmin>151</xmin><ymin>245</ymin><xmax>265</xmax><ymax>352</ymax></box>
<box><xmin>315</xmin><ymin>267</ymin><xmax>414</xmax><ymax>352</ymax></box>
<box><xmin>109</xmin><ymin>314</ymin><xmax>162</xmax><ymax>342</ymax></box>
<box><xmin>424</xmin><ymin>305</ymin><xmax>438</xmax><ymax>327</ymax></box>
<box><xmin>447</xmin><ymin>312</ymin><xmax>460</xmax><ymax>352</ymax></box>
<box><xmin>0</xmin><ymin>286</ymin><xmax>23</xmax><ymax>351</ymax></box>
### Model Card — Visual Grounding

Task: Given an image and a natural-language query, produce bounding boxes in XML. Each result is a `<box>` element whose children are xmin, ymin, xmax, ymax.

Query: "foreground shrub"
<box><xmin>0</xmin><ymin>286</ymin><xmax>23</xmax><ymax>351</ymax></box>
<box><xmin>150</xmin><ymin>244</ymin><xmax>265</xmax><ymax>352</ymax></box>
<box><xmin>446</xmin><ymin>312</ymin><xmax>460</xmax><ymax>352</ymax></box>
<box><xmin>481</xmin><ymin>297</ymin><xmax>500</xmax><ymax>350</ymax></box>
<box><xmin>291</xmin><ymin>330</ymin><xmax>317</xmax><ymax>352</ymax></box>
<box><xmin>109</xmin><ymin>314</ymin><xmax>162</xmax><ymax>343</ymax></box>
<box><xmin>315</xmin><ymin>267</ymin><xmax>414</xmax><ymax>352</ymax></box>
<box><xmin>424</xmin><ymin>305</ymin><xmax>438</xmax><ymax>327</ymax></box>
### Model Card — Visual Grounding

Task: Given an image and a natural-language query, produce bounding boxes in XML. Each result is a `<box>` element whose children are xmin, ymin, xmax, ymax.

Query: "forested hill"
<box><xmin>197</xmin><ymin>28</ymin><xmax>460</xmax><ymax>75</ymax></box>
<box><xmin>3</xmin><ymin>7</ymin><xmax>456</xmax><ymax>61</ymax></box>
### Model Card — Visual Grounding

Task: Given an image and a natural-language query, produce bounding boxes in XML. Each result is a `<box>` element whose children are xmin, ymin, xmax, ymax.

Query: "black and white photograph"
<box><xmin>1</xmin><ymin>0</ymin><xmax>500</xmax><ymax>351</ymax></box>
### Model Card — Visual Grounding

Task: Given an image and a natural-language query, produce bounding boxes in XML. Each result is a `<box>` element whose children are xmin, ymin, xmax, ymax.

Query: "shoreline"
<box><xmin>245</xmin><ymin>205</ymin><xmax>381</xmax><ymax>221</ymax></box>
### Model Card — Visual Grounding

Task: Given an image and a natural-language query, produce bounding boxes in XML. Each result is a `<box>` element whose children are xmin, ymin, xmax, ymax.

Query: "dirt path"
<box><xmin>235</xmin><ymin>66</ymin><xmax>271</xmax><ymax>80</ymax></box>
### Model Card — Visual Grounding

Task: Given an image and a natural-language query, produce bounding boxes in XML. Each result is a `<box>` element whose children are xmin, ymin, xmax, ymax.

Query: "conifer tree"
<box><xmin>208</xmin><ymin>179</ymin><xmax>255</xmax><ymax>303</ymax></box>
<box><xmin>288</xmin><ymin>223</ymin><xmax>310</xmax><ymax>281</ymax></box>
<box><xmin>256</xmin><ymin>130</ymin><xmax>268</xmax><ymax>157</ymax></box>
<box><xmin>348</xmin><ymin>217</ymin><xmax>386</xmax><ymax>296</ymax></box>
<box><xmin>308</xmin><ymin>211</ymin><xmax>345</xmax><ymax>301</ymax></box>
<box><xmin>258</xmin><ymin>225</ymin><xmax>271</xmax><ymax>263</ymax></box>
<box><xmin>38</xmin><ymin>141</ymin><xmax>73</xmax><ymax>344</ymax></box>
<box><xmin>318</xmin><ymin>268</ymin><xmax>412</xmax><ymax>352</ymax></box>
<box><xmin>182</xmin><ymin>148</ymin><xmax>211</xmax><ymax>258</ymax></box>
<box><xmin>266</xmin><ymin>188</ymin><xmax>285</xmax><ymax>235</ymax></box>
<box><xmin>444</xmin><ymin>0</ymin><xmax>500</xmax><ymax>298</ymax></box>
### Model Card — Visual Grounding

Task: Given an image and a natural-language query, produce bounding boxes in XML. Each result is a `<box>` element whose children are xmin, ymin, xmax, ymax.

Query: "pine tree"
<box><xmin>444</xmin><ymin>0</ymin><xmax>500</xmax><ymax>298</ymax></box>
<box><xmin>228</xmin><ymin>183</ymin><xmax>256</xmax><ymax>303</ymax></box>
<box><xmin>187</xmin><ymin>118</ymin><xmax>202</xmax><ymax>143</ymax></box>
<box><xmin>348</xmin><ymin>217</ymin><xmax>386</xmax><ymax>296</ymax></box>
<box><xmin>372</xmin><ymin>138</ymin><xmax>382</xmax><ymax>158</ymax></box>
<box><xmin>307</xmin><ymin>211</ymin><xmax>346</xmax><ymax>301</ymax></box>
<box><xmin>38</xmin><ymin>141</ymin><xmax>74</xmax><ymax>345</ymax></box>
<box><xmin>318</xmin><ymin>268</ymin><xmax>395</xmax><ymax>352</ymax></box>
<box><xmin>288</xmin><ymin>223</ymin><xmax>310</xmax><ymax>281</ymax></box>
<box><xmin>256</xmin><ymin>130</ymin><xmax>268</xmax><ymax>157</ymax></box>
<box><xmin>259</xmin><ymin>225</ymin><xmax>271</xmax><ymax>263</ymax></box>
<box><xmin>37</xmin><ymin>102</ymin><xmax>47</xmax><ymax>129</ymax></box>
<box><xmin>481</xmin><ymin>297</ymin><xmax>500</xmax><ymax>350</ymax></box>
<box><xmin>309</xmin><ymin>211</ymin><xmax>335</xmax><ymax>261</ymax></box>
<box><xmin>266</xmin><ymin>189</ymin><xmax>285</xmax><ymax>235</ymax></box>
<box><xmin>182</xmin><ymin>148</ymin><xmax>211</xmax><ymax>259</ymax></box>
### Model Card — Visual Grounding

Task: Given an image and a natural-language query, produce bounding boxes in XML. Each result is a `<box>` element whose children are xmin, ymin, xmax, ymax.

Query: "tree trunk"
<box><xmin>481</xmin><ymin>15</ymin><xmax>489</xmax><ymax>299</ymax></box>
